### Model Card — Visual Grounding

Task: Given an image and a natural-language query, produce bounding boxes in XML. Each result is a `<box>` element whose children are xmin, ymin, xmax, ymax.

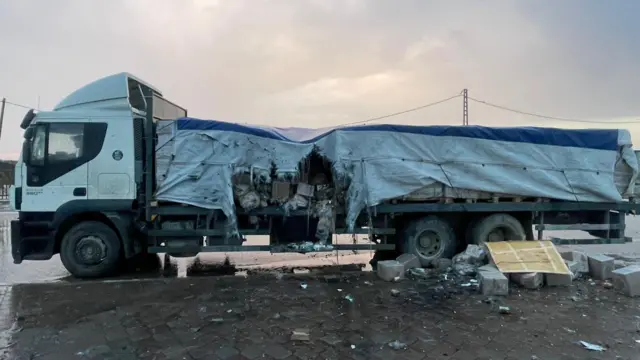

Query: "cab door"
<box><xmin>21</xmin><ymin>121</ymin><xmax>104</xmax><ymax>212</ymax></box>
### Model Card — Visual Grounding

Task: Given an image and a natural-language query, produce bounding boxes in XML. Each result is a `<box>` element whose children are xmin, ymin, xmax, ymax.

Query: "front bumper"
<box><xmin>11</xmin><ymin>219</ymin><xmax>55</xmax><ymax>264</ymax></box>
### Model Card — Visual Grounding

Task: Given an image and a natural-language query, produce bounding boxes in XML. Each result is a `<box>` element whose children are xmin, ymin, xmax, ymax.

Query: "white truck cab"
<box><xmin>10</xmin><ymin>73</ymin><xmax>186</xmax><ymax>277</ymax></box>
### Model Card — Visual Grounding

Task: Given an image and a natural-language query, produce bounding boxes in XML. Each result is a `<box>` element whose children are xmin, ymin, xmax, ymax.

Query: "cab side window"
<box><xmin>25</xmin><ymin>122</ymin><xmax>107</xmax><ymax>187</ymax></box>
<box><xmin>47</xmin><ymin>123</ymin><xmax>84</xmax><ymax>163</ymax></box>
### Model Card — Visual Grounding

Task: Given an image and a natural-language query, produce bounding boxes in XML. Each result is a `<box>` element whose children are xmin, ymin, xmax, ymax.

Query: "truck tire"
<box><xmin>471</xmin><ymin>214</ymin><xmax>526</xmax><ymax>246</ymax></box>
<box><xmin>60</xmin><ymin>221</ymin><xmax>123</xmax><ymax>278</ymax></box>
<box><xmin>401</xmin><ymin>216</ymin><xmax>457</xmax><ymax>267</ymax></box>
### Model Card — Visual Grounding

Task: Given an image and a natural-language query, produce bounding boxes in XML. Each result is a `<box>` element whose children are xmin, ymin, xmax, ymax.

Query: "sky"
<box><xmin>1</xmin><ymin>0</ymin><xmax>640</xmax><ymax>159</ymax></box>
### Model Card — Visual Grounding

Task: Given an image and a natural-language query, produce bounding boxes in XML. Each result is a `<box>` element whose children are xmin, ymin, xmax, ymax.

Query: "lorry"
<box><xmin>9</xmin><ymin>73</ymin><xmax>640</xmax><ymax>278</ymax></box>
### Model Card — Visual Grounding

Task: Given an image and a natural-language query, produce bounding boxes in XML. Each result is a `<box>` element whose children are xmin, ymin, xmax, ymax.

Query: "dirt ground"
<box><xmin>0</xmin><ymin>270</ymin><xmax>639</xmax><ymax>360</ymax></box>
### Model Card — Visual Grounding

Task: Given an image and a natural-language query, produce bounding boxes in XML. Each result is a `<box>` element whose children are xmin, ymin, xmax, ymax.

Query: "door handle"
<box><xmin>73</xmin><ymin>187</ymin><xmax>87</xmax><ymax>196</ymax></box>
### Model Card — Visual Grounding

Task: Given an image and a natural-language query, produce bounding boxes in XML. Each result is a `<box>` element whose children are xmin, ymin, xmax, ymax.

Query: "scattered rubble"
<box><xmin>588</xmin><ymin>254</ymin><xmax>615</xmax><ymax>280</ymax></box>
<box><xmin>579</xmin><ymin>341</ymin><xmax>605</xmax><ymax>352</ymax></box>
<box><xmin>611</xmin><ymin>265</ymin><xmax>640</xmax><ymax>297</ymax></box>
<box><xmin>560</xmin><ymin>251</ymin><xmax>589</xmax><ymax>274</ymax></box>
<box><xmin>434</xmin><ymin>258</ymin><xmax>452</xmax><ymax>271</ymax></box>
<box><xmin>374</xmin><ymin>243</ymin><xmax>637</xmax><ymax>299</ymax></box>
<box><xmin>388</xmin><ymin>340</ymin><xmax>408</xmax><ymax>350</ymax></box>
<box><xmin>453</xmin><ymin>245</ymin><xmax>488</xmax><ymax>267</ymax></box>
<box><xmin>396</xmin><ymin>253</ymin><xmax>421</xmax><ymax>272</ymax></box>
<box><xmin>545</xmin><ymin>272</ymin><xmax>573</xmax><ymax>287</ymax></box>
<box><xmin>406</xmin><ymin>267</ymin><xmax>431</xmax><ymax>281</ymax></box>
<box><xmin>451</xmin><ymin>244</ymin><xmax>489</xmax><ymax>276</ymax></box>
<box><xmin>614</xmin><ymin>260</ymin><xmax>629</xmax><ymax>270</ymax></box>
<box><xmin>291</xmin><ymin>329</ymin><xmax>310</xmax><ymax>341</ymax></box>
<box><xmin>377</xmin><ymin>260</ymin><xmax>405</xmax><ymax>282</ymax></box>
<box><xmin>565</xmin><ymin>260</ymin><xmax>581</xmax><ymax>280</ymax></box>
<box><xmin>511</xmin><ymin>272</ymin><xmax>543</xmax><ymax>289</ymax></box>
<box><xmin>478</xmin><ymin>265</ymin><xmax>509</xmax><ymax>296</ymax></box>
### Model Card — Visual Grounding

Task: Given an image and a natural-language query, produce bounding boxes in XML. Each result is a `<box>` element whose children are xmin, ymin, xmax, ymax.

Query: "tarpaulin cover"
<box><xmin>154</xmin><ymin>118</ymin><xmax>639</xmax><ymax>230</ymax></box>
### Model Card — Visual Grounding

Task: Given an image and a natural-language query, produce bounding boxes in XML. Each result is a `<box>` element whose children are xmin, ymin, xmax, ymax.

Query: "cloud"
<box><xmin>0</xmin><ymin>0</ymin><xmax>639</xmax><ymax>159</ymax></box>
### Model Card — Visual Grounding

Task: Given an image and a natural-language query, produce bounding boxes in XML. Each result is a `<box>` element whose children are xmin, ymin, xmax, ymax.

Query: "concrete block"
<box><xmin>545</xmin><ymin>272</ymin><xmax>572</xmax><ymax>287</ymax></box>
<box><xmin>510</xmin><ymin>272</ymin><xmax>543</xmax><ymax>289</ymax></box>
<box><xmin>377</xmin><ymin>260</ymin><xmax>405</xmax><ymax>282</ymax></box>
<box><xmin>565</xmin><ymin>260</ymin><xmax>581</xmax><ymax>280</ymax></box>
<box><xmin>396</xmin><ymin>253</ymin><xmax>421</xmax><ymax>272</ymax></box>
<box><xmin>560</xmin><ymin>251</ymin><xmax>589</xmax><ymax>273</ymax></box>
<box><xmin>587</xmin><ymin>254</ymin><xmax>615</xmax><ymax>280</ymax></box>
<box><xmin>611</xmin><ymin>265</ymin><xmax>640</xmax><ymax>297</ymax></box>
<box><xmin>478</xmin><ymin>269</ymin><xmax>509</xmax><ymax>296</ymax></box>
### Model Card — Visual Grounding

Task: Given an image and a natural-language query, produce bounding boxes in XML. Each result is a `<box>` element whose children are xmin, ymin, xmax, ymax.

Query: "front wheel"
<box><xmin>60</xmin><ymin>221</ymin><xmax>123</xmax><ymax>278</ymax></box>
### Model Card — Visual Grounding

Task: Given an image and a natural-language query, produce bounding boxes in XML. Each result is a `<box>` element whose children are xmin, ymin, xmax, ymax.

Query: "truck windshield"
<box><xmin>29</xmin><ymin>125</ymin><xmax>46</xmax><ymax>166</ymax></box>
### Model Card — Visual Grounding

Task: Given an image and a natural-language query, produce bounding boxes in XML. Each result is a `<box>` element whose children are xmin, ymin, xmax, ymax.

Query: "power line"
<box><xmin>3</xmin><ymin>99</ymin><xmax>35</xmax><ymax>110</ymax></box>
<box><xmin>339</xmin><ymin>94</ymin><xmax>462</xmax><ymax>127</ymax></box>
<box><xmin>469</xmin><ymin>96</ymin><xmax>640</xmax><ymax>124</ymax></box>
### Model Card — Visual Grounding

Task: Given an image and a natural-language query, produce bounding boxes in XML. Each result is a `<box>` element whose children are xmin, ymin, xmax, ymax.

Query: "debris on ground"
<box><xmin>545</xmin><ymin>272</ymin><xmax>573</xmax><ymax>287</ymax></box>
<box><xmin>579</xmin><ymin>340</ymin><xmax>606</xmax><ymax>351</ymax></box>
<box><xmin>603</xmin><ymin>281</ymin><xmax>614</xmax><ymax>289</ymax></box>
<box><xmin>478</xmin><ymin>265</ymin><xmax>509</xmax><ymax>296</ymax></box>
<box><xmin>406</xmin><ymin>267</ymin><xmax>431</xmax><ymax>281</ymax></box>
<box><xmin>377</xmin><ymin>260</ymin><xmax>405</xmax><ymax>282</ymax></box>
<box><xmin>388</xmin><ymin>340</ymin><xmax>408</xmax><ymax>350</ymax></box>
<box><xmin>511</xmin><ymin>272</ymin><xmax>543</xmax><ymax>289</ymax></box>
<box><xmin>587</xmin><ymin>254</ymin><xmax>615</xmax><ymax>280</ymax></box>
<box><xmin>300</xmin><ymin>283</ymin><xmax>308</xmax><ymax>289</ymax></box>
<box><xmin>565</xmin><ymin>260</ymin><xmax>581</xmax><ymax>280</ymax></box>
<box><xmin>498</xmin><ymin>306</ymin><xmax>511</xmax><ymax>314</ymax></box>
<box><xmin>291</xmin><ymin>329</ymin><xmax>310</xmax><ymax>341</ymax></box>
<box><xmin>390</xmin><ymin>289</ymin><xmax>400</xmax><ymax>297</ymax></box>
<box><xmin>611</xmin><ymin>265</ymin><xmax>640</xmax><ymax>297</ymax></box>
<box><xmin>344</xmin><ymin>295</ymin><xmax>354</xmax><ymax>303</ymax></box>
<box><xmin>457</xmin><ymin>244</ymin><xmax>488</xmax><ymax>264</ymax></box>
<box><xmin>396</xmin><ymin>253</ymin><xmax>421</xmax><ymax>272</ymax></box>
<box><xmin>615</xmin><ymin>259</ymin><xmax>629</xmax><ymax>270</ymax></box>
<box><xmin>453</xmin><ymin>263</ymin><xmax>477</xmax><ymax>276</ymax></box>
<box><xmin>560</xmin><ymin>251</ymin><xmax>589</xmax><ymax>274</ymax></box>
<box><xmin>434</xmin><ymin>258</ymin><xmax>452</xmax><ymax>272</ymax></box>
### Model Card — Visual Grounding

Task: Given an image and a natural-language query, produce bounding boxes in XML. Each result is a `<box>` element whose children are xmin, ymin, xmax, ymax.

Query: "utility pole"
<box><xmin>0</xmin><ymin>98</ymin><xmax>6</xmax><ymax>141</ymax></box>
<box><xmin>462</xmin><ymin>89</ymin><xmax>469</xmax><ymax>126</ymax></box>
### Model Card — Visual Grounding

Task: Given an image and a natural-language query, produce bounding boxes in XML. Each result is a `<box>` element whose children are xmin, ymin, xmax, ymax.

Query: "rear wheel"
<box><xmin>60</xmin><ymin>221</ymin><xmax>123</xmax><ymax>278</ymax></box>
<box><xmin>400</xmin><ymin>216</ymin><xmax>457</xmax><ymax>267</ymax></box>
<box><xmin>471</xmin><ymin>213</ymin><xmax>526</xmax><ymax>246</ymax></box>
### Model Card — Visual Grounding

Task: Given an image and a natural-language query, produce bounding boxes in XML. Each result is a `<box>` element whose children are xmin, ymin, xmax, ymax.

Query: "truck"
<box><xmin>9</xmin><ymin>73</ymin><xmax>640</xmax><ymax>278</ymax></box>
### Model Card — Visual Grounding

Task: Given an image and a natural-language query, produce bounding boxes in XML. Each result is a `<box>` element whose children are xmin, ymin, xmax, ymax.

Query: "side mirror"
<box><xmin>20</xmin><ymin>109</ymin><xmax>36</xmax><ymax>130</ymax></box>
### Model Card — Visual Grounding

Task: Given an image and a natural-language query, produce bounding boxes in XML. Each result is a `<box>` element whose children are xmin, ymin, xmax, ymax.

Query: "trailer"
<box><xmin>9</xmin><ymin>73</ymin><xmax>640</xmax><ymax>278</ymax></box>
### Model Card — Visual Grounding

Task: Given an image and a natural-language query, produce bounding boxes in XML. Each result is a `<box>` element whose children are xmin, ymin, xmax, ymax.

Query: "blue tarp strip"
<box><xmin>175</xmin><ymin>118</ymin><xmax>619</xmax><ymax>151</ymax></box>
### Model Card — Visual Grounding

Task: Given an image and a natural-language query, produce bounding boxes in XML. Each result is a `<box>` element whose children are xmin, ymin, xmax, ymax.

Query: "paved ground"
<box><xmin>1</xmin><ymin>271</ymin><xmax>639</xmax><ymax>360</ymax></box>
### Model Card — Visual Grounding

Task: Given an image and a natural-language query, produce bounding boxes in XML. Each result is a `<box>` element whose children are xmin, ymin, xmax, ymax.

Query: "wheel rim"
<box><xmin>75</xmin><ymin>235</ymin><xmax>107</xmax><ymax>265</ymax></box>
<box><xmin>416</xmin><ymin>230</ymin><xmax>443</xmax><ymax>258</ymax></box>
